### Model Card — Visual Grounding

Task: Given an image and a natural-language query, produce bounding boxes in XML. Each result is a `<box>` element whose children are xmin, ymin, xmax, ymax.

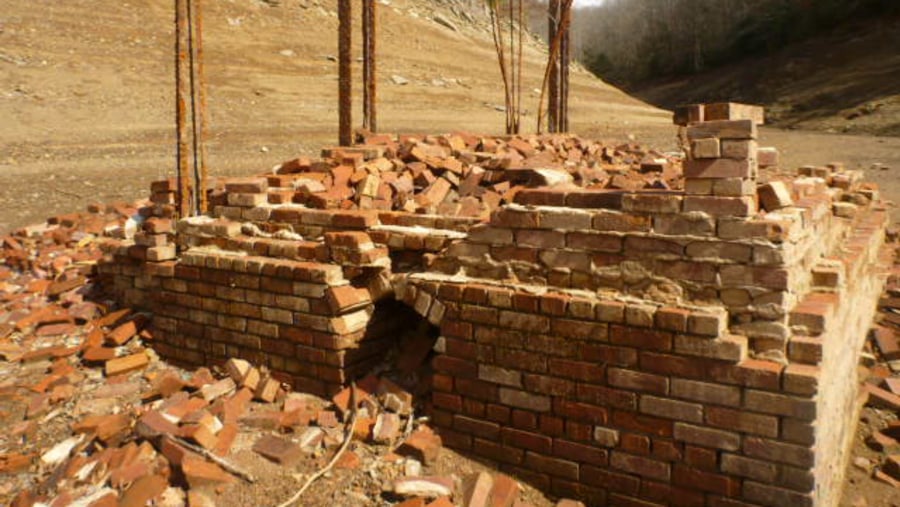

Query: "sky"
<box><xmin>574</xmin><ymin>0</ymin><xmax>606</xmax><ymax>6</ymax></box>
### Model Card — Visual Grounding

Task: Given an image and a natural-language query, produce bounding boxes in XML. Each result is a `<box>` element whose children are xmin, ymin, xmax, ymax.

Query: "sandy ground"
<box><xmin>1</xmin><ymin>1</ymin><xmax>899</xmax><ymax>506</ymax></box>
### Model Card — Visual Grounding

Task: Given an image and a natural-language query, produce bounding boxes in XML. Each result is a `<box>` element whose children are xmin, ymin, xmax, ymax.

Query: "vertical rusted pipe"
<box><xmin>186</xmin><ymin>0</ymin><xmax>201</xmax><ymax>216</ymax></box>
<box><xmin>366</xmin><ymin>0</ymin><xmax>377</xmax><ymax>133</ymax></box>
<box><xmin>362</xmin><ymin>0</ymin><xmax>369</xmax><ymax>131</ymax></box>
<box><xmin>561</xmin><ymin>10</ymin><xmax>570</xmax><ymax>133</ymax></box>
<box><xmin>338</xmin><ymin>0</ymin><xmax>352</xmax><ymax>146</ymax></box>
<box><xmin>175</xmin><ymin>0</ymin><xmax>191</xmax><ymax>217</ymax></box>
<box><xmin>548</xmin><ymin>0</ymin><xmax>559</xmax><ymax>134</ymax></box>
<box><xmin>194</xmin><ymin>0</ymin><xmax>210</xmax><ymax>213</ymax></box>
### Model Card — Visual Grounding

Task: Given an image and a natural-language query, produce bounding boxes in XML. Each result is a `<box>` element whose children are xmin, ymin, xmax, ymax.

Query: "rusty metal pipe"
<box><xmin>363</xmin><ymin>0</ymin><xmax>377</xmax><ymax>133</ymax></box>
<box><xmin>338</xmin><ymin>0</ymin><xmax>352</xmax><ymax>146</ymax></box>
<box><xmin>186</xmin><ymin>0</ymin><xmax>201</xmax><ymax>216</ymax></box>
<box><xmin>561</xmin><ymin>14</ymin><xmax>570</xmax><ymax>133</ymax></box>
<box><xmin>175</xmin><ymin>0</ymin><xmax>191</xmax><ymax>217</ymax></box>
<box><xmin>548</xmin><ymin>0</ymin><xmax>559</xmax><ymax>133</ymax></box>
<box><xmin>194</xmin><ymin>0</ymin><xmax>210</xmax><ymax>213</ymax></box>
<box><xmin>362</xmin><ymin>0</ymin><xmax>370</xmax><ymax>131</ymax></box>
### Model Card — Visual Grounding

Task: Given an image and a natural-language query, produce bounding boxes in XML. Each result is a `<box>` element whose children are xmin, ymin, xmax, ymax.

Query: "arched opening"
<box><xmin>352</xmin><ymin>297</ymin><xmax>440</xmax><ymax>403</ymax></box>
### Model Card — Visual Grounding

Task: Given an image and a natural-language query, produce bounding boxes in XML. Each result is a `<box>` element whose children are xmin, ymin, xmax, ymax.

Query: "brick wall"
<box><xmin>99</xmin><ymin>106</ymin><xmax>891</xmax><ymax>506</ymax></box>
<box><xmin>400</xmin><ymin>201</ymin><xmax>887</xmax><ymax>506</ymax></box>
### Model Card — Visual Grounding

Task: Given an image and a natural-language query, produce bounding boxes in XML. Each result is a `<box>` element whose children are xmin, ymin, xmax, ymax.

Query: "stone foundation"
<box><xmin>99</xmin><ymin>105</ymin><xmax>891</xmax><ymax>506</ymax></box>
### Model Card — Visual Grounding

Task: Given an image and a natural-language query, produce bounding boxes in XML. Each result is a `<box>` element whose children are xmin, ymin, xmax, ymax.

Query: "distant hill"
<box><xmin>628</xmin><ymin>15</ymin><xmax>900</xmax><ymax>136</ymax></box>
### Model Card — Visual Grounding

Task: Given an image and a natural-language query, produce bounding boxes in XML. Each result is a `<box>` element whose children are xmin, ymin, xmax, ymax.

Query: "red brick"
<box><xmin>581</xmin><ymin>465</ymin><xmax>640</xmax><ymax>495</ymax></box>
<box><xmin>706</xmin><ymin>406</ymin><xmax>779</xmax><ymax>437</ymax></box>
<box><xmin>610</xmin><ymin>326</ymin><xmax>672</xmax><ymax>352</ymax></box>
<box><xmin>608</xmin><ymin>368</ymin><xmax>669</xmax><ymax>394</ymax></box>
<box><xmin>610</xmin><ymin>452</ymin><xmax>670</xmax><ymax>481</ymax></box>
<box><xmin>472</xmin><ymin>437</ymin><xmax>523</xmax><ymax>465</ymax></box>
<box><xmin>252</xmin><ymin>435</ymin><xmax>302</xmax><ymax>466</ymax></box>
<box><xmin>683</xmin><ymin>196</ymin><xmax>756</xmax><ymax>217</ymax></box>
<box><xmin>651</xmin><ymin>438</ymin><xmax>683</xmax><ymax>462</ymax></box>
<box><xmin>432</xmin><ymin>355</ymin><xmax>477</xmax><ymax>378</ymax></box>
<box><xmin>620</xmin><ymin>433</ymin><xmax>651</xmax><ymax>455</ymax></box>
<box><xmin>567</xmin><ymin>232</ymin><xmax>623</xmax><ymax>252</ymax></box>
<box><xmin>498</xmin><ymin>311</ymin><xmax>550</xmax><ymax>332</ymax></box>
<box><xmin>743</xmin><ymin>481</ymin><xmax>813</xmax><ymax>507</ymax></box>
<box><xmin>865</xmin><ymin>384</ymin><xmax>900</xmax><ymax>411</ymax></box>
<box><xmin>397</xmin><ymin>427</ymin><xmax>443</xmax><ymax>465</ymax></box>
<box><xmin>553</xmin><ymin>439</ymin><xmax>609</xmax><ymax>466</ymax></box>
<box><xmin>515</xmin><ymin>230</ymin><xmax>565</xmax><ymax>249</ymax></box>
<box><xmin>684</xmin><ymin>445</ymin><xmax>717</xmax><ymax>471</ymax></box>
<box><xmin>523</xmin><ymin>374</ymin><xmax>575</xmax><ymax>397</ymax></box>
<box><xmin>120</xmin><ymin>475</ymin><xmax>167</xmax><ymax>507</ymax></box>
<box><xmin>577</xmin><ymin>385</ymin><xmax>637</xmax><ymax>411</ymax></box>
<box><xmin>639</xmin><ymin>396</ymin><xmax>703</xmax><ymax>423</ymax></box>
<box><xmin>181</xmin><ymin>454</ymin><xmax>236</xmax><ymax>488</ymax></box>
<box><xmin>548</xmin><ymin>358</ymin><xmax>605</xmax><ymax>382</ymax></box>
<box><xmin>674</xmin><ymin>423</ymin><xmax>740</xmax><ymax>451</ymax></box>
<box><xmin>525</xmin><ymin>452</ymin><xmax>579</xmax><ymax>479</ymax></box>
<box><xmin>641</xmin><ymin>481</ymin><xmax>706</xmax><ymax>507</ymax></box>
<box><xmin>655</xmin><ymin>308</ymin><xmax>690</xmax><ymax>333</ymax></box>
<box><xmin>324</xmin><ymin>285</ymin><xmax>371</xmax><ymax>314</ymax></box>
<box><xmin>743</xmin><ymin>437</ymin><xmax>814</xmax><ymax>467</ymax></box>
<box><xmin>613</xmin><ymin>411</ymin><xmax>674</xmax><ymax>437</ymax></box>
<box><xmin>554</xmin><ymin>400</ymin><xmax>609</xmax><ymax>425</ymax></box>
<box><xmin>672</xmin><ymin>465</ymin><xmax>741</xmax><ymax>496</ymax></box>
<box><xmin>744</xmin><ymin>390</ymin><xmax>816</xmax><ymax>421</ymax></box>
<box><xmin>500</xmin><ymin>387</ymin><xmax>551</xmax><ymax>412</ymax></box>
<box><xmin>671</xmin><ymin>378</ymin><xmax>740</xmax><ymax>406</ymax></box>
<box><xmin>683</xmin><ymin>159</ymin><xmax>753</xmax><ymax>179</ymax></box>
<box><xmin>712</xmin><ymin>359</ymin><xmax>783</xmax><ymax>390</ymax></box>
<box><xmin>456</xmin><ymin>378</ymin><xmax>500</xmax><ymax>402</ymax></box>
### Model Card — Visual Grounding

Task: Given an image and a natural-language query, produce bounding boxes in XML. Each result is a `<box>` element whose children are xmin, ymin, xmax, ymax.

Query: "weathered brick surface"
<box><xmin>100</xmin><ymin>112</ymin><xmax>891</xmax><ymax>507</ymax></box>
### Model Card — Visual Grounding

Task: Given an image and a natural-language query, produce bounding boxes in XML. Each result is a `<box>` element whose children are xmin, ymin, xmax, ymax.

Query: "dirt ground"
<box><xmin>2</xmin><ymin>1</ymin><xmax>900</xmax><ymax>505</ymax></box>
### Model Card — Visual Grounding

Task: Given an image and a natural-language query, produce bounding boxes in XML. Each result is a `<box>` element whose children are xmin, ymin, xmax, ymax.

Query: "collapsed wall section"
<box><xmin>98</xmin><ymin>104</ymin><xmax>891</xmax><ymax>506</ymax></box>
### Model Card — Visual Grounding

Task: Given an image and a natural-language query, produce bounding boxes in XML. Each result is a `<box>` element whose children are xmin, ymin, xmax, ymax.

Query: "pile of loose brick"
<box><xmin>202</xmin><ymin>132</ymin><xmax>683</xmax><ymax>220</ymax></box>
<box><xmin>855</xmin><ymin>234</ymin><xmax>900</xmax><ymax>491</ymax></box>
<box><xmin>4</xmin><ymin>102</ymin><xmax>897</xmax><ymax>506</ymax></box>
<box><xmin>0</xmin><ymin>220</ymin><xmax>576</xmax><ymax>506</ymax></box>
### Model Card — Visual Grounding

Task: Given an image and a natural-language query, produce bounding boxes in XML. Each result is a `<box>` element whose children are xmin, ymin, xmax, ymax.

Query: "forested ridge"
<box><xmin>565</xmin><ymin>0</ymin><xmax>899</xmax><ymax>85</ymax></box>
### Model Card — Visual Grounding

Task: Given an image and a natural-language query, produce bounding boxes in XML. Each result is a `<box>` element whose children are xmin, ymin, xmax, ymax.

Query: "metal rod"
<box><xmin>362</xmin><ymin>0</ymin><xmax>370</xmax><ymax>131</ymax></box>
<box><xmin>548</xmin><ymin>0</ymin><xmax>559</xmax><ymax>134</ymax></box>
<box><xmin>186</xmin><ymin>0</ymin><xmax>201</xmax><ymax>216</ymax></box>
<box><xmin>365</xmin><ymin>0</ymin><xmax>377</xmax><ymax>133</ymax></box>
<box><xmin>175</xmin><ymin>0</ymin><xmax>191</xmax><ymax>217</ymax></box>
<box><xmin>194</xmin><ymin>0</ymin><xmax>210</xmax><ymax>213</ymax></box>
<box><xmin>561</xmin><ymin>14</ymin><xmax>570</xmax><ymax>133</ymax></box>
<box><xmin>338</xmin><ymin>0</ymin><xmax>352</xmax><ymax>146</ymax></box>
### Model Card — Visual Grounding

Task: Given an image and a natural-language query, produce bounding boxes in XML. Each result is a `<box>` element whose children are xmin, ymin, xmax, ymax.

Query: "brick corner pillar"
<box><xmin>679</xmin><ymin>103</ymin><xmax>766</xmax><ymax>218</ymax></box>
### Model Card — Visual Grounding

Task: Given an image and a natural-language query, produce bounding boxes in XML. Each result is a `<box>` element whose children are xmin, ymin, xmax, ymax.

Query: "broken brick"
<box><xmin>105</xmin><ymin>351</ymin><xmax>149</xmax><ymax>376</ymax></box>
<box><xmin>396</xmin><ymin>427</ymin><xmax>443</xmax><ymax>465</ymax></box>
<box><xmin>181</xmin><ymin>454</ymin><xmax>236</xmax><ymax>489</ymax></box>
<box><xmin>252</xmin><ymin>434</ymin><xmax>302</xmax><ymax>466</ymax></box>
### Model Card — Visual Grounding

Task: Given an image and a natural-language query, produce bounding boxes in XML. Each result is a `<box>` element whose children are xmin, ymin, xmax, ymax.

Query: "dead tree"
<box><xmin>486</xmin><ymin>0</ymin><xmax>525</xmax><ymax>134</ymax></box>
<box><xmin>538</xmin><ymin>0</ymin><xmax>573</xmax><ymax>134</ymax></box>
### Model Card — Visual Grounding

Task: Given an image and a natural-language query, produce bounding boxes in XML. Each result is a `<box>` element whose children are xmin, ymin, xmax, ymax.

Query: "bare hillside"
<box><xmin>632</xmin><ymin>15</ymin><xmax>900</xmax><ymax>136</ymax></box>
<box><xmin>0</xmin><ymin>0</ymin><xmax>668</xmax><ymax>232</ymax></box>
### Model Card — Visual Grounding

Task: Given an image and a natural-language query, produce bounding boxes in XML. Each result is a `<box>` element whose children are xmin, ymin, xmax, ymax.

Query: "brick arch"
<box><xmin>395</xmin><ymin>276</ymin><xmax>447</xmax><ymax>330</ymax></box>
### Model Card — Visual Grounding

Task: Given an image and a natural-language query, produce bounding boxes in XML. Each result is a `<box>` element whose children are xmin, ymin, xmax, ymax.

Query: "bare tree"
<box><xmin>486</xmin><ymin>0</ymin><xmax>525</xmax><ymax>134</ymax></box>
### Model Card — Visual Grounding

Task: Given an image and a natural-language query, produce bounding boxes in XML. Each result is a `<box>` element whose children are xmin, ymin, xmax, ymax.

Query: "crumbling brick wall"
<box><xmin>99</xmin><ymin>104</ymin><xmax>891</xmax><ymax>506</ymax></box>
